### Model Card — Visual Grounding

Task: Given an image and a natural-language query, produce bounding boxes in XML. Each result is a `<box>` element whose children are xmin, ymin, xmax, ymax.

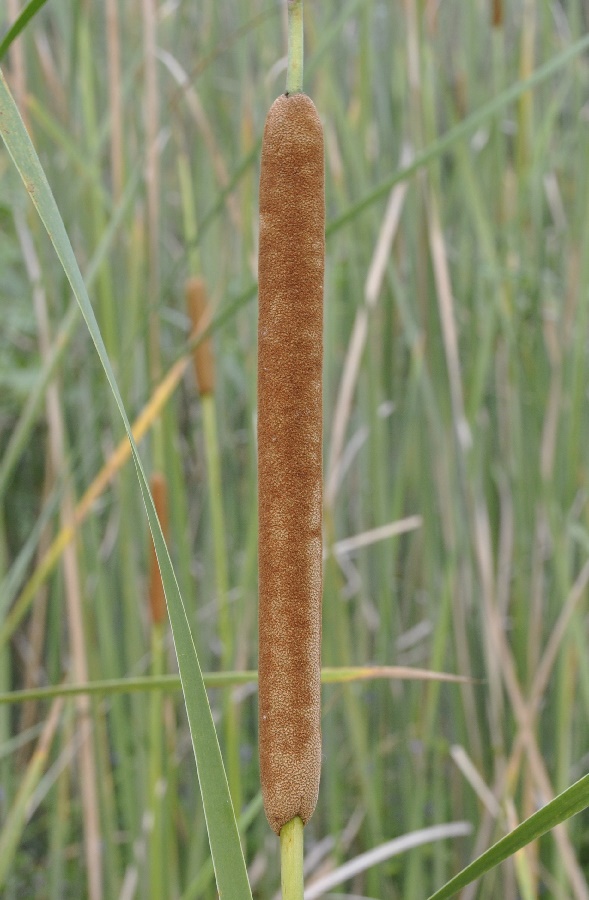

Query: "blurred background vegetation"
<box><xmin>2</xmin><ymin>0</ymin><xmax>589</xmax><ymax>897</ymax></box>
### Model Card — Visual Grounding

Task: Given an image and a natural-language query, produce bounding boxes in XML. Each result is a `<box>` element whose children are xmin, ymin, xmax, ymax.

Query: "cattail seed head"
<box><xmin>257</xmin><ymin>92</ymin><xmax>324</xmax><ymax>834</ymax></box>
<box><xmin>149</xmin><ymin>471</ymin><xmax>169</xmax><ymax>625</ymax></box>
<box><xmin>186</xmin><ymin>276</ymin><xmax>215</xmax><ymax>397</ymax></box>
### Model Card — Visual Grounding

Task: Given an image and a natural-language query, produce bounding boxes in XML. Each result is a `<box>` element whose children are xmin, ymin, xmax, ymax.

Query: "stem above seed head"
<box><xmin>286</xmin><ymin>0</ymin><xmax>304</xmax><ymax>94</ymax></box>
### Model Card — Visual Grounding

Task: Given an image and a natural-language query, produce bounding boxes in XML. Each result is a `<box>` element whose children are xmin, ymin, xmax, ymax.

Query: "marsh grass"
<box><xmin>2</xmin><ymin>1</ymin><xmax>589</xmax><ymax>898</ymax></box>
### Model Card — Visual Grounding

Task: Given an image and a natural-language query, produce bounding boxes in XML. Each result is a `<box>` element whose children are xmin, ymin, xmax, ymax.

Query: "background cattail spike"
<box><xmin>148</xmin><ymin>471</ymin><xmax>169</xmax><ymax>625</ymax></box>
<box><xmin>186</xmin><ymin>276</ymin><xmax>215</xmax><ymax>397</ymax></box>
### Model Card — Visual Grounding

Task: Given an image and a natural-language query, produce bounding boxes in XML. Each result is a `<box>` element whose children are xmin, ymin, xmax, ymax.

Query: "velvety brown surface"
<box><xmin>185</xmin><ymin>276</ymin><xmax>215</xmax><ymax>396</ymax></box>
<box><xmin>257</xmin><ymin>92</ymin><xmax>324</xmax><ymax>834</ymax></box>
<box><xmin>149</xmin><ymin>471</ymin><xmax>169</xmax><ymax>625</ymax></box>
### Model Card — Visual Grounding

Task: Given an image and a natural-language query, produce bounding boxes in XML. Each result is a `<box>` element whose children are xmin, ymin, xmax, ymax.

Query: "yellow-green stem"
<box><xmin>177</xmin><ymin>151</ymin><xmax>201</xmax><ymax>275</ymax></box>
<box><xmin>286</xmin><ymin>0</ymin><xmax>304</xmax><ymax>94</ymax></box>
<box><xmin>280</xmin><ymin>816</ymin><xmax>304</xmax><ymax>900</ymax></box>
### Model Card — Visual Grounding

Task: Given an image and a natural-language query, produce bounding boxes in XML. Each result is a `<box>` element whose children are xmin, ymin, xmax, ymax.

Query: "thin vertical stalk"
<box><xmin>286</xmin><ymin>0</ymin><xmax>304</xmax><ymax>94</ymax></box>
<box><xmin>517</xmin><ymin>0</ymin><xmax>535</xmax><ymax>173</ymax></box>
<box><xmin>177</xmin><ymin>150</ymin><xmax>200</xmax><ymax>274</ymax></box>
<box><xmin>142</xmin><ymin>0</ymin><xmax>164</xmax><ymax>469</ymax></box>
<box><xmin>79</xmin><ymin>18</ymin><xmax>117</xmax><ymax>362</ymax></box>
<box><xmin>105</xmin><ymin>0</ymin><xmax>124</xmax><ymax>202</ymax></box>
<box><xmin>280</xmin><ymin>816</ymin><xmax>304</xmax><ymax>900</ymax></box>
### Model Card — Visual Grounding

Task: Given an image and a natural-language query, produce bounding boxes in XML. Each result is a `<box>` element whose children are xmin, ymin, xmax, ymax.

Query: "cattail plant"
<box><xmin>257</xmin><ymin>0</ymin><xmax>324</xmax><ymax>895</ymax></box>
<box><xmin>185</xmin><ymin>276</ymin><xmax>215</xmax><ymax>397</ymax></box>
<box><xmin>148</xmin><ymin>471</ymin><xmax>169</xmax><ymax>627</ymax></box>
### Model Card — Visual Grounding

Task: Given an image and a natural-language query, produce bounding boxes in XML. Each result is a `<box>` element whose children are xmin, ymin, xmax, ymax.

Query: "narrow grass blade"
<box><xmin>427</xmin><ymin>774</ymin><xmax>589</xmax><ymax>900</ymax></box>
<box><xmin>0</xmin><ymin>666</ymin><xmax>475</xmax><ymax>705</ymax></box>
<box><xmin>0</xmin><ymin>66</ymin><xmax>252</xmax><ymax>900</ymax></box>
<box><xmin>0</xmin><ymin>0</ymin><xmax>49</xmax><ymax>61</ymax></box>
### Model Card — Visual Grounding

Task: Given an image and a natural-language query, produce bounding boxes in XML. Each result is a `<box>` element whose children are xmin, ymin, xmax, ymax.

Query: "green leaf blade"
<box><xmin>428</xmin><ymin>775</ymin><xmax>589</xmax><ymax>900</ymax></box>
<box><xmin>0</xmin><ymin>65</ymin><xmax>252</xmax><ymax>900</ymax></box>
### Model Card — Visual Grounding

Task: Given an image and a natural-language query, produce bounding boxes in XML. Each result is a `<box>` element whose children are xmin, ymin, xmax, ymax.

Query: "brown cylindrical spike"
<box><xmin>149</xmin><ymin>471</ymin><xmax>169</xmax><ymax>625</ymax></box>
<box><xmin>186</xmin><ymin>276</ymin><xmax>215</xmax><ymax>396</ymax></box>
<box><xmin>492</xmin><ymin>0</ymin><xmax>503</xmax><ymax>28</ymax></box>
<box><xmin>257</xmin><ymin>92</ymin><xmax>324</xmax><ymax>835</ymax></box>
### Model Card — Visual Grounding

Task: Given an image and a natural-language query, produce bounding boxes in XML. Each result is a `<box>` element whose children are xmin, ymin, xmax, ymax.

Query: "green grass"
<box><xmin>2</xmin><ymin>1</ymin><xmax>589</xmax><ymax>897</ymax></box>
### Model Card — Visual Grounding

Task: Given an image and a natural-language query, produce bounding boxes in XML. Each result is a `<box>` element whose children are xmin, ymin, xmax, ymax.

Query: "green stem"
<box><xmin>280</xmin><ymin>816</ymin><xmax>304</xmax><ymax>900</ymax></box>
<box><xmin>177</xmin><ymin>150</ymin><xmax>201</xmax><ymax>275</ymax></box>
<box><xmin>286</xmin><ymin>0</ymin><xmax>304</xmax><ymax>94</ymax></box>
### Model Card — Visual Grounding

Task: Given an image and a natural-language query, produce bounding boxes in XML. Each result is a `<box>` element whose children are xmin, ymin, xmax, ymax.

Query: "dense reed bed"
<box><xmin>2</xmin><ymin>1</ymin><xmax>589</xmax><ymax>897</ymax></box>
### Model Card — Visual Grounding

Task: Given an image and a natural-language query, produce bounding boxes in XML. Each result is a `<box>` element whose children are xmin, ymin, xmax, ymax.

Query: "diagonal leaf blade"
<box><xmin>0</xmin><ymin>65</ymin><xmax>252</xmax><ymax>900</ymax></box>
<box><xmin>0</xmin><ymin>0</ymin><xmax>50</xmax><ymax>61</ymax></box>
<box><xmin>427</xmin><ymin>774</ymin><xmax>589</xmax><ymax>900</ymax></box>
